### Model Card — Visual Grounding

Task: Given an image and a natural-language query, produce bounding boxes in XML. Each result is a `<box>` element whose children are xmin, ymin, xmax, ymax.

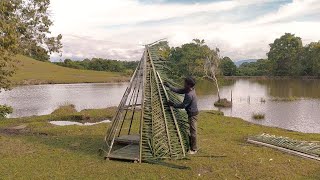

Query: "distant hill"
<box><xmin>234</xmin><ymin>59</ymin><xmax>258</xmax><ymax>67</ymax></box>
<box><xmin>10</xmin><ymin>55</ymin><xmax>129</xmax><ymax>85</ymax></box>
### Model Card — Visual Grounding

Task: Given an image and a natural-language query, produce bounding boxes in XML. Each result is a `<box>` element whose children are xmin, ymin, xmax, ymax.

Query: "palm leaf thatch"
<box><xmin>102</xmin><ymin>42</ymin><xmax>189</xmax><ymax>162</ymax></box>
<box><xmin>248</xmin><ymin>133</ymin><xmax>320</xmax><ymax>161</ymax></box>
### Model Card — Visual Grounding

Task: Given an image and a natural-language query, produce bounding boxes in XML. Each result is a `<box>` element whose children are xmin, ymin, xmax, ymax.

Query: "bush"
<box><xmin>51</xmin><ymin>104</ymin><xmax>77</xmax><ymax>115</ymax></box>
<box><xmin>0</xmin><ymin>105</ymin><xmax>13</xmax><ymax>118</ymax></box>
<box><xmin>214</xmin><ymin>98</ymin><xmax>232</xmax><ymax>107</ymax></box>
<box><xmin>252</xmin><ymin>113</ymin><xmax>265</xmax><ymax>120</ymax></box>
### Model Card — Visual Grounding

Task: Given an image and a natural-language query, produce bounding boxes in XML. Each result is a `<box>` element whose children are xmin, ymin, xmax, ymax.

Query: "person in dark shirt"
<box><xmin>164</xmin><ymin>77</ymin><xmax>199</xmax><ymax>154</ymax></box>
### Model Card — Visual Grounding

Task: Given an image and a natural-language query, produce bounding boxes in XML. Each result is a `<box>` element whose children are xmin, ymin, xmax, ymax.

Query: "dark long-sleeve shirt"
<box><xmin>168</xmin><ymin>85</ymin><xmax>199</xmax><ymax>116</ymax></box>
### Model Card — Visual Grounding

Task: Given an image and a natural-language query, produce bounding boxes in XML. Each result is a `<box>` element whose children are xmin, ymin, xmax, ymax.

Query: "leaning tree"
<box><xmin>204</xmin><ymin>48</ymin><xmax>221</xmax><ymax>101</ymax></box>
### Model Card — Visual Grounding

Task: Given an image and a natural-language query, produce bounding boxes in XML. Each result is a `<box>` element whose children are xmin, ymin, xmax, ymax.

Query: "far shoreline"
<box><xmin>11</xmin><ymin>78</ymin><xmax>130</xmax><ymax>86</ymax></box>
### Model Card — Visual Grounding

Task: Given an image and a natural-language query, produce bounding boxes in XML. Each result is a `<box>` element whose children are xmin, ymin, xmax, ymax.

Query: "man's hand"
<box><xmin>167</xmin><ymin>100</ymin><xmax>174</xmax><ymax>106</ymax></box>
<box><xmin>164</xmin><ymin>82</ymin><xmax>170</xmax><ymax>87</ymax></box>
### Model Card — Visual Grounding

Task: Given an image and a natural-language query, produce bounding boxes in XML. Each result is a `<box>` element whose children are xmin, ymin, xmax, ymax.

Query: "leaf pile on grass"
<box><xmin>214</xmin><ymin>98</ymin><xmax>232</xmax><ymax>107</ymax></box>
<box><xmin>252</xmin><ymin>113</ymin><xmax>265</xmax><ymax>120</ymax></box>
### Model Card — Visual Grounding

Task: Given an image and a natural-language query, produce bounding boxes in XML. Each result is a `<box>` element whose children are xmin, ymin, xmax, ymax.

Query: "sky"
<box><xmin>49</xmin><ymin>0</ymin><xmax>320</xmax><ymax>62</ymax></box>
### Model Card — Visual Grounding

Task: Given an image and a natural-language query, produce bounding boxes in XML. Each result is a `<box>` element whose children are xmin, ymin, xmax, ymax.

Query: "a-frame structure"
<box><xmin>102</xmin><ymin>42</ymin><xmax>190</xmax><ymax>163</ymax></box>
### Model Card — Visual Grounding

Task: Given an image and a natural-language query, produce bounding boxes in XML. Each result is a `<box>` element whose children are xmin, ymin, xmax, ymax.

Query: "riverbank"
<box><xmin>0</xmin><ymin>108</ymin><xmax>319</xmax><ymax>179</ymax></box>
<box><xmin>10</xmin><ymin>55</ymin><xmax>130</xmax><ymax>85</ymax></box>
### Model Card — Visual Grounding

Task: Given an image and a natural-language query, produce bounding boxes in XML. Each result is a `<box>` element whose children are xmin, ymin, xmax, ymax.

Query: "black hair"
<box><xmin>185</xmin><ymin>76</ymin><xmax>196</xmax><ymax>87</ymax></box>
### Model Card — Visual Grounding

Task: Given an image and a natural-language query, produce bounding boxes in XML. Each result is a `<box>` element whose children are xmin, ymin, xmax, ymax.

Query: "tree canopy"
<box><xmin>0</xmin><ymin>0</ymin><xmax>61</xmax><ymax>117</ymax></box>
<box><xmin>220</xmin><ymin>57</ymin><xmax>237</xmax><ymax>76</ymax></box>
<box><xmin>168</xmin><ymin>39</ymin><xmax>215</xmax><ymax>77</ymax></box>
<box><xmin>268</xmin><ymin>33</ymin><xmax>303</xmax><ymax>76</ymax></box>
<box><xmin>157</xmin><ymin>34</ymin><xmax>320</xmax><ymax>78</ymax></box>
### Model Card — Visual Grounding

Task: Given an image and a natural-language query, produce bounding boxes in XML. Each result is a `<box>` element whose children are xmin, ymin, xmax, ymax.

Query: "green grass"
<box><xmin>50</xmin><ymin>104</ymin><xmax>78</xmax><ymax>115</ymax></box>
<box><xmin>0</xmin><ymin>108</ymin><xmax>320</xmax><ymax>179</ymax></box>
<box><xmin>10</xmin><ymin>55</ymin><xmax>130</xmax><ymax>85</ymax></box>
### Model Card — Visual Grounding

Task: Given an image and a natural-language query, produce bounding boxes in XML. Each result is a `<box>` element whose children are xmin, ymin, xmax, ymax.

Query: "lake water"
<box><xmin>1</xmin><ymin>79</ymin><xmax>320</xmax><ymax>133</ymax></box>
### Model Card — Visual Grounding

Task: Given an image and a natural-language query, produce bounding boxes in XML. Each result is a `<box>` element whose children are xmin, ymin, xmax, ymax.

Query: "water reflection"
<box><xmin>1</xmin><ymin>79</ymin><xmax>320</xmax><ymax>133</ymax></box>
<box><xmin>198</xmin><ymin>79</ymin><xmax>320</xmax><ymax>133</ymax></box>
<box><xmin>0</xmin><ymin>83</ymin><xmax>128</xmax><ymax>118</ymax></box>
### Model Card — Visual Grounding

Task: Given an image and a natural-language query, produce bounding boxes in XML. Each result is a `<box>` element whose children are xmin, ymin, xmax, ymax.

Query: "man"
<box><xmin>164</xmin><ymin>77</ymin><xmax>199</xmax><ymax>155</ymax></box>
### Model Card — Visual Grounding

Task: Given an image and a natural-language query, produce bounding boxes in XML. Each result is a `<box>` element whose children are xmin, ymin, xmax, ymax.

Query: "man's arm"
<box><xmin>164</xmin><ymin>82</ymin><xmax>185</xmax><ymax>94</ymax></box>
<box><xmin>172</xmin><ymin>94</ymin><xmax>192</xmax><ymax>109</ymax></box>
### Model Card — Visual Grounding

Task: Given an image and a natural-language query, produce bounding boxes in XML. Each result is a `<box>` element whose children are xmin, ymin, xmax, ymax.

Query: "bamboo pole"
<box><xmin>105</xmin><ymin>57</ymin><xmax>141</xmax><ymax>158</ymax></box>
<box><xmin>139</xmin><ymin>49</ymin><xmax>147</xmax><ymax>163</ymax></box>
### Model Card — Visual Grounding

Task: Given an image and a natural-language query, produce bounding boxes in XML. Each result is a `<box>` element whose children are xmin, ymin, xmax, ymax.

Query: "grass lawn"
<box><xmin>0</xmin><ymin>108</ymin><xmax>319</xmax><ymax>179</ymax></box>
<box><xmin>10</xmin><ymin>55</ymin><xmax>130</xmax><ymax>85</ymax></box>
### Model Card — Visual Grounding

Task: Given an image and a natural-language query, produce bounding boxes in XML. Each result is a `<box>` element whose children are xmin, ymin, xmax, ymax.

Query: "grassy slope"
<box><xmin>10</xmin><ymin>55</ymin><xmax>129</xmax><ymax>85</ymax></box>
<box><xmin>0</xmin><ymin>109</ymin><xmax>319</xmax><ymax>179</ymax></box>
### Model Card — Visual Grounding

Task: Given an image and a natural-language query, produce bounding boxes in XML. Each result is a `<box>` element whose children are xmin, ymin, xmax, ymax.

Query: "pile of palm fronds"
<box><xmin>248</xmin><ymin>133</ymin><xmax>320</xmax><ymax>158</ymax></box>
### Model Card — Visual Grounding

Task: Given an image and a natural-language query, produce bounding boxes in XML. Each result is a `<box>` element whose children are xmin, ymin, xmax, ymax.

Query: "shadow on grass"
<box><xmin>22</xmin><ymin>133</ymin><xmax>105</xmax><ymax>159</ymax></box>
<box><xmin>145</xmin><ymin>160</ymin><xmax>191</xmax><ymax>170</ymax></box>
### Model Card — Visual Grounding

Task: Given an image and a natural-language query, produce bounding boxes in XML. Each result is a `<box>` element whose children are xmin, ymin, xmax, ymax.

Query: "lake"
<box><xmin>1</xmin><ymin>79</ymin><xmax>320</xmax><ymax>133</ymax></box>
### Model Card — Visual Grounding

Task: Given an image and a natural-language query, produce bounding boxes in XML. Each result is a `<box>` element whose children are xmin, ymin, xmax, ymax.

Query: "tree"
<box><xmin>0</xmin><ymin>0</ymin><xmax>62</xmax><ymax>117</ymax></box>
<box><xmin>24</xmin><ymin>44</ymin><xmax>50</xmax><ymax>61</ymax></box>
<box><xmin>236</xmin><ymin>59</ymin><xmax>271</xmax><ymax>76</ymax></box>
<box><xmin>220</xmin><ymin>57</ymin><xmax>237</xmax><ymax>76</ymax></box>
<box><xmin>300</xmin><ymin>41</ymin><xmax>320</xmax><ymax>76</ymax></box>
<box><xmin>267</xmin><ymin>33</ymin><xmax>303</xmax><ymax>76</ymax></box>
<box><xmin>204</xmin><ymin>48</ymin><xmax>221</xmax><ymax>100</ymax></box>
<box><xmin>169</xmin><ymin>39</ymin><xmax>211</xmax><ymax>77</ymax></box>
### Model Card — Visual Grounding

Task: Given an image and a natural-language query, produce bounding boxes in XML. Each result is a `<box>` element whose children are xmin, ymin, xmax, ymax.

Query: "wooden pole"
<box><xmin>139</xmin><ymin>49</ymin><xmax>147</xmax><ymax>163</ymax></box>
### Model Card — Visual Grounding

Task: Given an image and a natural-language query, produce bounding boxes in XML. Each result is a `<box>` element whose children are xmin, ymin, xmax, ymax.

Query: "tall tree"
<box><xmin>204</xmin><ymin>48</ymin><xmax>221</xmax><ymax>100</ymax></box>
<box><xmin>301</xmin><ymin>41</ymin><xmax>320</xmax><ymax>76</ymax></box>
<box><xmin>169</xmin><ymin>39</ymin><xmax>211</xmax><ymax>77</ymax></box>
<box><xmin>0</xmin><ymin>0</ymin><xmax>62</xmax><ymax>117</ymax></box>
<box><xmin>220</xmin><ymin>57</ymin><xmax>237</xmax><ymax>76</ymax></box>
<box><xmin>267</xmin><ymin>33</ymin><xmax>303</xmax><ymax>76</ymax></box>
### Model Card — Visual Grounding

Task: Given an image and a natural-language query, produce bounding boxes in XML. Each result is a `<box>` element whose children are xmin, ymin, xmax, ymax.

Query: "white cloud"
<box><xmin>49</xmin><ymin>0</ymin><xmax>320</xmax><ymax>61</ymax></box>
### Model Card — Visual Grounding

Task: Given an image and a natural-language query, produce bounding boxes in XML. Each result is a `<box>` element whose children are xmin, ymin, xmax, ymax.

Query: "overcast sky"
<box><xmin>49</xmin><ymin>0</ymin><xmax>320</xmax><ymax>62</ymax></box>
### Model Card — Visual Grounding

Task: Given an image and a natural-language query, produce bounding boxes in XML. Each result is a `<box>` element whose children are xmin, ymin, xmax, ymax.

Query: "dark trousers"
<box><xmin>188</xmin><ymin>115</ymin><xmax>198</xmax><ymax>151</ymax></box>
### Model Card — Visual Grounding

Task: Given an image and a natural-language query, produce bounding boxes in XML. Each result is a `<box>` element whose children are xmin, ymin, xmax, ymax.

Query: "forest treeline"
<box><xmin>159</xmin><ymin>33</ymin><xmax>320</xmax><ymax>78</ymax></box>
<box><xmin>237</xmin><ymin>33</ymin><xmax>320</xmax><ymax>77</ymax></box>
<box><xmin>32</xmin><ymin>33</ymin><xmax>320</xmax><ymax>78</ymax></box>
<box><xmin>54</xmin><ymin>58</ymin><xmax>138</xmax><ymax>74</ymax></box>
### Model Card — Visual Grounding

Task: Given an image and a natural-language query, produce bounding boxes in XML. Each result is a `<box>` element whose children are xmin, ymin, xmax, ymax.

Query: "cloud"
<box><xmin>49</xmin><ymin>0</ymin><xmax>320</xmax><ymax>61</ymax></box>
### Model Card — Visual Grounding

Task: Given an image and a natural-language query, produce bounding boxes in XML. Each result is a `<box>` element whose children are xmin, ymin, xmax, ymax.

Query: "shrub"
<box><xmin>0</xmin><ymin>105</ymin><xmax>13</xmax><ymax>118</ymax></box>
<box><xmin>214</xmin><ymin>98</ymin><xmax>232</xmax><ymax>107</ymax></box>
<box><xmin>51</xmin><ymin>104</ymin><xmax>77</xmax><ymax>115</ymax></box>
<box><xmin>252</xmin><ymin>113</ymin><xmax>265</xmax><ymax>120</ymax></box>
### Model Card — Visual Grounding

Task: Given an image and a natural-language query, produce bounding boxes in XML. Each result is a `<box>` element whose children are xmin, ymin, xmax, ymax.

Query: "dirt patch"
<box><xmin>0</xmin><ymin>124</ymin><xmax>48</xmax><ymax>136</ymax></box>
